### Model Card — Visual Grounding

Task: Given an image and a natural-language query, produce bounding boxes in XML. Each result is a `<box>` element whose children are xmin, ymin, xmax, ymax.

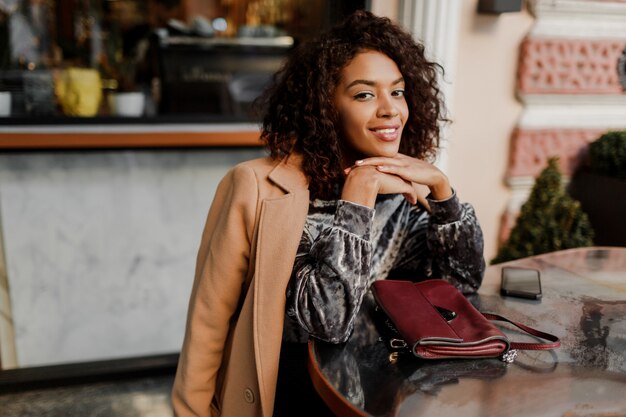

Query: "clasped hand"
<box><xmin>342</xmin><ymin>153</ymin><xmax>452</xmax><ymax>208</ymax></box>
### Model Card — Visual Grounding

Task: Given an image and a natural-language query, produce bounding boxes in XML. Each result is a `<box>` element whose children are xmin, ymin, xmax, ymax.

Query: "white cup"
<box><xmin>109</xmin><ymin>92</ymin><xmax>145</xmax><ymax>117</ymax></box>
<box><xmin>0</xmin><ymin>92</ymin><xmax>11</xmax><ymax>116</ymax></box>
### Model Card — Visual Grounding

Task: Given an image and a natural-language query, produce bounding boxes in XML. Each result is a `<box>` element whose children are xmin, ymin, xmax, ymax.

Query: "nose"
<box><xmin>376</xmin><ymin>95</ymin><xmax>399</xmax><ymax>118</ymax></box>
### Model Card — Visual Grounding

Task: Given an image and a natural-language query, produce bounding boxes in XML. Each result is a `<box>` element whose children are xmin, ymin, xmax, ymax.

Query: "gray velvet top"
<box><xmin>283</xmin><ymin>192</ymin><xmax>485</xmax><ymax>344</ymax></box>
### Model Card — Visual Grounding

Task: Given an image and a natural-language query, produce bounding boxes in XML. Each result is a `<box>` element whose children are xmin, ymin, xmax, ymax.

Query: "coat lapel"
<box><xmin>253</xmin><ymin>156</ymin><xmax>309</xmax><ymax>417</ymax></box>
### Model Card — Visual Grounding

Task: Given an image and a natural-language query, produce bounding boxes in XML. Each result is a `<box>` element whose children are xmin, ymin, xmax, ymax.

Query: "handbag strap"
<box><xmin>482</xmin><ymin>312</ymin><xmax>561</xmax><ymax>351</ymax></box>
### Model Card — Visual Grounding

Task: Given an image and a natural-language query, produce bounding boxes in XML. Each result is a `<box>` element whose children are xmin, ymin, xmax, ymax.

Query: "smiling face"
<box><xmin>333</xmin><ymin>50</ymin><xmax>409</xmax><ymax>166</ymax></box>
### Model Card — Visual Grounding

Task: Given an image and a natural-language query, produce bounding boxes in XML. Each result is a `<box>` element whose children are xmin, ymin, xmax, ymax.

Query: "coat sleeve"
<box><xmin>172</xmin><ymin>164</ymin><xmax>258</xmax><ymax>417</ymax></box>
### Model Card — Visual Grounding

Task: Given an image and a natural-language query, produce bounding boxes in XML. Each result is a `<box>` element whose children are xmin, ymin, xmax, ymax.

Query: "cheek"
<box><xmin>344</xmin><ymin>112</ymin><xmax>364</xmax><ymax>131</ymax></box>
<box><xmin>400</xmin><ymin>101</ymin><xmax>409</xmax><ymax>122</ymax></box>
<box><xmin>337</xmin><ymin>106</ymin><xmax>363</xmax><ymax>134</ymax></box>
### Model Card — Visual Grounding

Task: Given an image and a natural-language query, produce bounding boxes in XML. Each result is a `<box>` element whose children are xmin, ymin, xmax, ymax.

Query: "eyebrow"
<box><xmin>346</xmin><ymin>77</ymin><xmax>405</xmax><ymax>89</ymax></box>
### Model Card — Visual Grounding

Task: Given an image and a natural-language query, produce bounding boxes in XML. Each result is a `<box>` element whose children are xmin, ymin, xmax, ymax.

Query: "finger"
<box><xmin>399</xmin><ymin>179</ymin><xmax>418</xmax><ymax>204</ymax></box>
<box><xmin>376</xmin><ymin>160</ymin><xmax>436</xmax><ymax>186</ymax></box>
<box><xmin>402</xmin><ymin>182</ymin><xmax>418</xmax><ymax>204</ymax></box>
<box><xmin>376</xmin><ymin>164</ymin><xmax>416</xmax><ymax>182</ymax></box>
<box><xmin>355</xmin><ymin>156</ymin><xmax>404</xmax><ymax>167</ymax></box>
<box><xmin>412</xmin><ymin>183</ymin><xmax>431</xmax><ymax>211</ymax></box>
<box><xmin>376</xmin><ymin>164</ymin><xmax>402</xmax><ymax>174</ymax></box>
<box><xmin>344</xmin><ymin>164</ymin><xmax>375</xmax><ymax>175</ymax></box>
<box><xmin>402</xmin><ymin>192</ymin><xmax>417</xmax><ymax>205</ymax></box>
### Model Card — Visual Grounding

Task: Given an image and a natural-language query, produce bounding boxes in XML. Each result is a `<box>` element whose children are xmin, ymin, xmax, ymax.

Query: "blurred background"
<box><xmin>0</xmin><ymin>0</ymin><xmax>624</xmax><ymax>414</ymax></box>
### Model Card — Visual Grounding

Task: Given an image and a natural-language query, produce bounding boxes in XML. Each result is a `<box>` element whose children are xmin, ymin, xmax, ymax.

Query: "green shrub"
<box><xmin>492</xmin><ymin>158</ymin><xmax>594</xmax><ymax>264</ymax></box>
<box><xmin>588</xmin><ymin>131</ymin><xmax>626</xmax><ymax>180</ymax></box>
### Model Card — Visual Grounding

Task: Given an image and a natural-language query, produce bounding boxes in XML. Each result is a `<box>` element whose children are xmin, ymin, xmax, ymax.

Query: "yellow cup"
<box><xmin>55</xmin><ymin>68</ymin><xmax>103</xmax><ymax>117</ymax></box>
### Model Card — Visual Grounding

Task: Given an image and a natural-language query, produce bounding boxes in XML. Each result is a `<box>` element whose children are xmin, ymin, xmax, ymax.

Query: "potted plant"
<box><xmin>0</xmin><ymin>86</ymin><xmax>10</xmax><ymax>117</ymax></box>
<box><xmin>492</xmin><ymin>158</ymin><xmax>594</xmax><ymax>264</ymax></box>
<box><xmin>100</xmin><ymin>24</ymin><xmax>146</xmax><ymax>117</ymax></box>
<box><xmin>0</xmin><ymin>8</ymin><xmax>11</xmax><ymax>116</ymax></box>
<box><xmin>568</xmin><ymin>131</ymin><xmax>626</xmax><ymax>246</ymax></box>
<box><xmin>107</xmin><ymin>67</ymin><xmax>145</xmax><ymax>117</ymax></box>
<box><xmin>0</xmin><ymin>69</ymin><xmax>10</xmax><ymax>116</ymax></box>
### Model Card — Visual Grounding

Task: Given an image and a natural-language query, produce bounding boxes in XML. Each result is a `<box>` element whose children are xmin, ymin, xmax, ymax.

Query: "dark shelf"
<box><xmin>0</xmin><ymin>114</ymin><xmax>256</xmax><ymax>126</ymax></box>
<box><xmin>0</xmin><ymin>353</ymin><xmax>179</xmax><ymax>393</ymax></box>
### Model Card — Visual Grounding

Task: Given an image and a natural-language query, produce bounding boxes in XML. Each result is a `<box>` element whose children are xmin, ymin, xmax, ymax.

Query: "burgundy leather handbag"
<box><xmin>371</xmin><ymin>279</ymin><xmax>560</xmax><ymax>363</ymax></box>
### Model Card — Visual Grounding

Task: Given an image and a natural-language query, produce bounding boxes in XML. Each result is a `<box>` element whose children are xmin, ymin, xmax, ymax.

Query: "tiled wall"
<box><xmin>0</xmin><ymin>148</ymin><xmax>263</xmax><ymax>368</ymax></box>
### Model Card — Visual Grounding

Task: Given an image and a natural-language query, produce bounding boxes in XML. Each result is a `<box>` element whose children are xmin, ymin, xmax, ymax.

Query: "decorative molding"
<box><xmin>518</xmin><ymin>38</ymin><xmax>626</xmax><ymax>95</ymax></box>
<box><xmin>506</xmin><ymin>175</ymin><xmax>537</xmax><ymax>190</ymax></box>
<box><xmin>531</xmin><ymin>17</ymin><xmax>626</xmax><ymax>39</ymax></box>
<box><xmin>519</xmin><ymin>94</ymin><xmax>626</xmax><ymax>106</ymax></box>
<box><xmin>528</xmin><ymin>0</ymin><xmax>626</xmax><ymax>18</ymax></box>
<box><xmin>507</xmin><ymin>128</ymin><xmax>605</xmax><ymax>178</ymax></box>
<box><xmin>528</xmin><ymin>0</ymin><xmax>626</xmax><ymax>38</ymax></box>
<box><xmin>517</xmin><ymin>99</ymin><xmax>626</xmax><ymax>129</ymax></box>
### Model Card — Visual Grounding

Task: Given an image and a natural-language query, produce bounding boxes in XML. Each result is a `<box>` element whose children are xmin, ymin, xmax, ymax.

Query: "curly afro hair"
<box><xmin>259</xmin><ymin>10</ymin><xmax>446</xmax><ymax>199</ymax></box>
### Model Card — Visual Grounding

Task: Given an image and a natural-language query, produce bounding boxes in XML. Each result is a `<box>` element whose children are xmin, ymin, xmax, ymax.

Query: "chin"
<box><xmin>373</xmin><ymin>152</ymin><xmax>397</xmax><ymax>159</ymax></box>
<box><xmin>374</xmin><ymin>146</ymin><xmax>401</xmax><ymax>158</ymax></box>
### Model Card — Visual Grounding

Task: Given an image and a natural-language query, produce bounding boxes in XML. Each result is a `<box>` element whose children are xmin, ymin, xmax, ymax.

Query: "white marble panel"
<box><xmin>0</xmin><ymin>149</ymin><xmax>264</xmax><ymax>367</ymax></box>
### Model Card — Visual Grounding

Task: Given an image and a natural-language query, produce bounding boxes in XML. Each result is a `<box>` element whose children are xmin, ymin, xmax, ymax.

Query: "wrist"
<box><xmin>341</xmin><ymin>170</ymin><xmax>379</xmax><ymax>208</ymax></box>
<box><xmin>429</xmin><ymin>174</ymin><xmax>453</xmax><ymax>200</ymax></box>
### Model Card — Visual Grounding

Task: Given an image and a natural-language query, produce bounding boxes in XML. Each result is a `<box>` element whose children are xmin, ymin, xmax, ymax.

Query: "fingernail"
<box><xmin>355</xmin><ymin>160</ymin><xmax>363</xmax><ymax>165</ymax></box>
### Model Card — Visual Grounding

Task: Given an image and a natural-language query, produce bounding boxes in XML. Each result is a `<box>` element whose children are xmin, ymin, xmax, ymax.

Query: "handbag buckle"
<box><xmin>390</xmin><ymin>338</ymin><xmax>408</xmax><ymax>349</ymax></box>
<box><xmin>501</xmin><ymin>349</ymin><xmax>518</xmax><ymax>363</ymax></box>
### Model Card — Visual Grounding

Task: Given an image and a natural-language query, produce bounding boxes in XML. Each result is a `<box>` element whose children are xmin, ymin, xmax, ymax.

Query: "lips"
<box><xmin>369</xmin><ymin>125</ymin><xmax>401</xmax><ymax>141</ymax></box>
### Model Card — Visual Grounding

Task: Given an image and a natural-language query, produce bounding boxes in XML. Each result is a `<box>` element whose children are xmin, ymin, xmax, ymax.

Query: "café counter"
<box><xmin>0</xmin><ymin>118</ymin><xmax>262</xmax><ymax>149</ymax></box>
<box><xmin>0</xmin><ymin>121</ymin><xmax>264</xmax><ymax>370</ymax></box>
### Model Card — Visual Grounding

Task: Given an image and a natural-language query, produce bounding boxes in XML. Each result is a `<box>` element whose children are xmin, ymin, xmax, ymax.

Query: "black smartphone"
<box><xmin>500</xmin><ymin>267</ymin><xmax>542</xmax><ymax>300</ymax></box>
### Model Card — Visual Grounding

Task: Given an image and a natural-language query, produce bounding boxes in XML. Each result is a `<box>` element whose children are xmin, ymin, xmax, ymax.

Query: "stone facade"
<box><xmin>500</xmin><ymin>0</ymin><xmax>626</xmax><ymax>243</ymax></box>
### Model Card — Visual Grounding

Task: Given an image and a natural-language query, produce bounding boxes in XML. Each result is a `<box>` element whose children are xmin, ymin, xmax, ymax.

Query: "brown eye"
<box><xmin>353</xmin><ymin>92</ymin><xmax>374</xmax><ymax>101</ymax></box>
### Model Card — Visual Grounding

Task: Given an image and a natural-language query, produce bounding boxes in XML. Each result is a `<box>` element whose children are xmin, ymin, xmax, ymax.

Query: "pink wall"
<box><xmin>448</xmin><ymin>1</ymin><xmax>533</xmax><ymax>261</ymax></box>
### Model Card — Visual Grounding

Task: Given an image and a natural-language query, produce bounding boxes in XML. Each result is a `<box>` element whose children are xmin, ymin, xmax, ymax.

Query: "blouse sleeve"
<box><xmin>285</xmin><ymin>200</ymin><xmax>375</xmax><ymax>343</ymax></box>
<box><xmin>393</xmin><ymin>191</ymin><xmax>485</xmax><ymax>293</ymax></box>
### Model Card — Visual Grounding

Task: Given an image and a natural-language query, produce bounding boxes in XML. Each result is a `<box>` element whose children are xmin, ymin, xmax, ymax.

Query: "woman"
<box><xmin>172</xmin><ymin>10</ymin><xmax>485</xmax><ymax>417</ymax></box>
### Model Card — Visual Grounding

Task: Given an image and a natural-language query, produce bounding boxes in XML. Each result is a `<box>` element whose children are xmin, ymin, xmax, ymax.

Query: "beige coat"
<box><xmin>172</xmin><ymin>155</ymin><xmax>310</xmax><ymax>417</ymax></box>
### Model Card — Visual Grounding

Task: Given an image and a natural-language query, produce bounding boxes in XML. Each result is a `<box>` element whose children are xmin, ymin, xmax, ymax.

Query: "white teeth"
<box><xmin>376</xmin><ymin>128</ymin><xmax>396</xmax><ymax>134</ymax></box>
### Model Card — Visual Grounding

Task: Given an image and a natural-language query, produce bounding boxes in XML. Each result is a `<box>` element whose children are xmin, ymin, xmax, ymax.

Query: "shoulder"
<box><xmin>225</xmin><ymin>156</ymin><xmax>272</xmax><ymax>174</ymax></box>
<box><xmin>235</xmin><ymin>156</ymin><xmax>278</xmax><ymax>173</ymax></box>
<box><xmin>219</xmin><ymin>157</ymin><xmax>275</xmax><ymax>190</ymax></box>
<box><xmin>226</xmin><ymin>154</ymin><xmax>308</xmax><ymax>196</ymax></box>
